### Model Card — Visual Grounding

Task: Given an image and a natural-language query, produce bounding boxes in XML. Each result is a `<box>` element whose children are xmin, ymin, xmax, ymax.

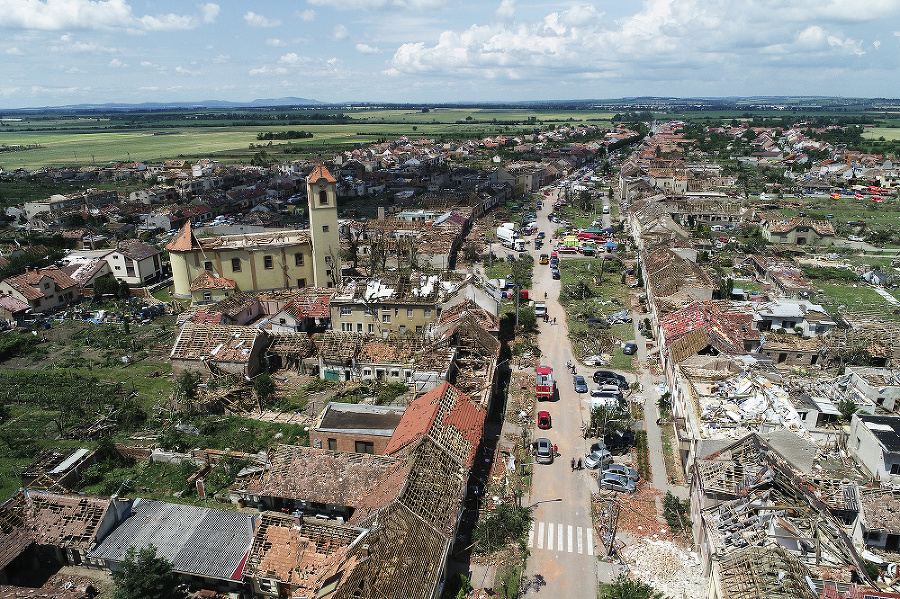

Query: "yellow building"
<box><xmin>166</xmin><ymin>165</ymin><xmax>341</xmax><ymax>298</ymax></box>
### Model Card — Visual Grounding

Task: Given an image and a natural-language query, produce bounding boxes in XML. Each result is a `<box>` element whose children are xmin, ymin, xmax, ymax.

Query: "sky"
<box><xmin>1</xmin><ymin>0</ymin><xmax>900</xmax><ymax>108</ymax></box>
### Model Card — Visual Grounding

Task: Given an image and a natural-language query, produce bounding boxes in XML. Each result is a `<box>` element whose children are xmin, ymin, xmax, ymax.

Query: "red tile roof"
<box><xmin>307</xmin><ymin>165</ymin><xmax>337</xmax><ymax>184</ymax></box>
<box><xmin>3</xmin><ymin>266</ymin><xmax>79</xmax><ymax>301</ymax></box>
<box><xmin>190</xmin><ymin>271</ymin><xmax>236</xmax><ymax>291</ymax></box>
<box><xmin>659</xmin><ymin>300</ymin><xmax>757</xmax><ymax>360</ymax></box>
<box><xmin>165</xmin><ymin>221</ymin><xmax>200</xmax><ymax>252</ymax></box>
<box><xmin>385</xmin><ymin>382</ymin><xmax>486</xmax><ymax>468</ymax></box>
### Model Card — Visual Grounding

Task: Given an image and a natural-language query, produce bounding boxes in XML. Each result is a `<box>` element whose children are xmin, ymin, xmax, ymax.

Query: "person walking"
<box><xmin>577</xmin><ymin>457</ymin><xmax>583</xmax><ymax>470</ymax></box>
<box><xmin>571</xmin><ymin>457</ymin><xmax>576</xmax><ymax>471</ymax></box>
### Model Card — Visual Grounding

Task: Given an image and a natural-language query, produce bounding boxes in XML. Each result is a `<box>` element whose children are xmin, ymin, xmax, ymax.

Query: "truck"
<box><xmin>536</xmin><ymin>365</ymin><xmax>556</xmax><ymax>400</ymax></box>
<box><xmin>497</xmin><ymin>224</ymin><xmax>526</xmax><ymax>251</ymax></box>
<box><xmin>580</xmin><ymin>242</ymin><xmax>595</xmax><ymax>256</ymax></box>
<box><xmin>534</xmin><ymin>301</ymin><xmax>547</xmax><ymax>317</ymax></box>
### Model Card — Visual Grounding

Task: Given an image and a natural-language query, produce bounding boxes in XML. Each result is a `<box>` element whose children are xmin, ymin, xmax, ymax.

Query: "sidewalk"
<box><xmin>631</xmin><ymin>308</ymin><xmax>688</xmax><ymax>501</ymax></box>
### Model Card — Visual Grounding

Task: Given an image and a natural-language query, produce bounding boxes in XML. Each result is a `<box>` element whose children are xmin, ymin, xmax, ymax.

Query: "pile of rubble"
<box><xmin>621</xmin><ymin>538</ymin><xmax>707</xmax><ymax>599</ymax></box>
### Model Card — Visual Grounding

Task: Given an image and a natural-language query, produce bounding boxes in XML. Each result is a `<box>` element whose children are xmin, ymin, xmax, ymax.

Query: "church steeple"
<box><xmin>306</xmin><ymin>165</ymin><xmax>341</xmax><ymax>288</ymax></box>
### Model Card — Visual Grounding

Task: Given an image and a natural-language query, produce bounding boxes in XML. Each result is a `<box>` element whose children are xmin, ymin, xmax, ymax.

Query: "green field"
<box><xmin>0</xmin><ymin>107</ymin><xmax>619</xmax><ymax>170</ymax></box>
<box><xmin>862</xmin><ymin>127</ymin><xmax>900</xmax><ymax>141</ymax></box>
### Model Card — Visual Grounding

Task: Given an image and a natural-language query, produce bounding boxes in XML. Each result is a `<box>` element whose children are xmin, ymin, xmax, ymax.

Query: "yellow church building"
<box><xmin>166</xmin><ymin>165</ymin><xmax>341</xmax><ymax>298</ymax></box>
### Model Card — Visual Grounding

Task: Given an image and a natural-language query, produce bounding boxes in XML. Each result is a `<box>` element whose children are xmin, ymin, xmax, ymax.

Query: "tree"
<box><xmin>253</xmin><ymin>372</ymin><xmax>276</xmax><ymax>407</ymax></box>
<box><xmin>600</xmin><ymin>575</ymin><xmax>664</xmax><ymax>599</ymax></box>
<box><xmin>112</xmin><ymin>545</ymin><xmax>186</xmax><ymax>599</ymax></box>
<box><xmin>837</xmin><ymin>398</ymin><xmax>858</xmax><ymax>422</ymax></box>
<box><xmin>93</xmin><ymin>276</ymin><xmax>118</xmax><ymax>298</ymax></box>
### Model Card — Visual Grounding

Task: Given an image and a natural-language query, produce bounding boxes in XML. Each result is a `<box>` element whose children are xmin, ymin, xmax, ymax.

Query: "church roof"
<box><xmin>307</xmin><ymin>165</ymin><xmax>337</xmax><ymax>183</ymax></box>
<box><xmin>165</xmin><ymin>221</ymin><xmax>200</xmax><ymax>252</ymax></box>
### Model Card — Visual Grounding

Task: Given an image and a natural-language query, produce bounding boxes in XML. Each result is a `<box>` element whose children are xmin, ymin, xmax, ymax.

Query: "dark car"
<box><xmin>587</xmin><ymin>318</ymin><xmax>610</xmax><ymax>328</ymax></box>
<box><xmin>573</xmin><ymin>375</ymin><xmax>588</xmax><ymax>393</ymax></box>
<box><xmin>507</xmin><ymin>255</ymin><xmax>516</xmax><ymax>263</ymax></box>
<box><xmin>551</xmin><ymin>269</ymin><xmax>561</xmax><ymax>280</ymax></box>
<box><xmin>623</xmin><ymin>343</ymin><xmax>638</xmax><ymax>355</ymax></box>
<box><xmin>604</xmin><ymin>433</ymin><xmax>626</xmax><ymax>452</ymax></box>
<box><xmin>537</xmin><ymin>231</ymin><xmax>545</xmax><ymax>239</ymax></box>
<box><xmin>593</xmin><ymin>370</ymin><xmax>628</xmax><ymax>388</ymax></box>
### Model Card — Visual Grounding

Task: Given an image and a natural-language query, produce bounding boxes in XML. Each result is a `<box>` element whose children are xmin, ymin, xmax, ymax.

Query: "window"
<box><xmin>322</xmin><ymin>225</ymin><xmax>329</xmax><ymax>233</ymax></box>
<box><xmin>203</xmin><ymin>292</ymin><xmax>211</xmax><ymax>301</ymax></box>
<box><xmin>399</xmin><ymin>326</ymin><xmax>406</xmax><ymax>334</ymax></box>
<box><xmin>424</xmin><ymin>308</ymin><xmax>432</xmax><ymax>318</ymax></box>
<box><xmin>114</xmin><ymin>265</ymin><xmax>121</xmax><ymax>270</ymax></box>
<box><xmin>391</xmin><ymin>369</ymin><xmax>400</xmax><ymax>378</ymax></box>
<box><xmin>231</xmin><ymin>258</ymin><xmax>241</xmax><ymax>272</ymax></box>
<box><xmin>356</xmin><ymin>323</ymin><xmax>363</xmax><ymax>332</ymax></box>
<box><xmin>416</xmin><ymin>326</ymin><xmax>422</xmax><ymax>333</ymax></box>
<box><xmin>295</xmin><ymin>253</ymin><xmax>304</xmax><ymax>266</ymax></box>
<box><xmin>368</xmin><ymin>324</ymin><xmax>374</xmax><ymax>334</ymax></box>
<box><xmin>325</xmin><ymin>255</ymin><xmax>332</xmax><ymax>264</ymax></box>
<box><xmin>279</xmin><ymin>318</ymin><xmax>286</xmax><ymax>325</ymax></box>
<box><xmin>341</xmin><ymin>323</ymin><xmax>353</xmax><ymax>332</ymax></box>
<box><xmin>328</xmin><ymin>438</ymin><xmax>337</xmax><ymax>451</ymax></box>
<box><xmin>395</xmin><ymin>308</ymin><xmax>399</xmax><ymax>317</ymax></box>
<box><xmin>340</xmin><ymin>306</ymin><xmax>352</xmax><ymax>316</ymax></box>
<box><xmin>263</xmin><ymin>255</ymin><xmax>274</xmax><ymax>269</ymax></box>
<box><xmin>319</xmin><ymin>190</ymin><xmax>328</xmax><ymax>205</ymax></box>
<box><xmin>407</xmin><ymin>308</ymin><xmax>414</xmax><ymax>318</ymax></box>
<box><xmin>382</xmin><ymin>314</ymin><xmax>391</xmax><ymax>323</ymax></box>
<box><xmin>297</xmin><ymin>278</ymin><xmax>307</xmax><ymax>287</ymax></box>
<box><xmin>204</xmin><ymin>261</ymin><xmax>213</xmax><ymax>271</ymax></box>
<box><xmin>44</xmin><ymin>282</ymin><xmax>50</xmax><ymax>290</ymax></box>
<box><xmin>355</xmin><ymin>441</ymin><xmax>374</xmax><ymax>454</ymax></box>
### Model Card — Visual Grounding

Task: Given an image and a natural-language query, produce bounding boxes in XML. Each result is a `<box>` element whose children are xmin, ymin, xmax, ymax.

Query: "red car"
<box><xmin>537</xmin><ymin>410</ymin><xmax>551</xmax><ymax>429</ymax></box>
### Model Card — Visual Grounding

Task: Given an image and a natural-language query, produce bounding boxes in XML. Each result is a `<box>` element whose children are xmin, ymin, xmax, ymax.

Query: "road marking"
<box><xmin>528</xmin><ymin>522</ymin><xmax>534</xmax><ymax>549</ymax></box>
<box><xmin>548</xmin><ymin>523</ymin><xmax>554</xmax><ymax>551</ymax></box>
<box><xmin>538</xmin><ymin>522</ymin><xmax>544</xmax><ymax>550</ymax></box>
<box><xmin>577</xmin><ymin>526</ymin><xmax>583</xmax><ymax>554</ymax></box>
<box><xmin>587</xmin><ymin>531</ymin><xmax>594</xmax><ymax>556</ymax></box>
<box><xmin>567</xmin><ymin>525</ymin><xmax>573</xmax><ymax>553</ymax></box>
<box><xmin>557</xmin><ymin>523</ymin><xmax>563</xmax><ymax>551</ymax></box>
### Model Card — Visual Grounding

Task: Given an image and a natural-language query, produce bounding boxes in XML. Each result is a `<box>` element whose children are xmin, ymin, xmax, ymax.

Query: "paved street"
<box><xmin>520</xmin><ymin>183</ymin><xmax>687</xmax><ymax>597</ymax></box>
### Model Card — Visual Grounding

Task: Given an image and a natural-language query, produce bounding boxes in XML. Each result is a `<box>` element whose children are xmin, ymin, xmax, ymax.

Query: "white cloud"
<box><xmin>355</xmin><ymin>43</ymin><xmax>380</xmax><ymax>54</ymax></box>
<box><xmin>200</xmin><ymin>3</ymin><xmax>219</xmax><ymax>23</ymax></box>
<box><xmin>212</xmin><ymin>54</ymin><xmax>229</xmax><ymax>63</ymax></box>
<box><xmin>5</xmin><ymin>47</ymin><xmax>24</xmax><ymax>55</ymax></box>
<box><xmin>295</xmin><ymin>9</ymin><xmax>315</xmax><ymax>21</ymax></box>
<box><xmin>50</xmin><ymin>36</ymin><xmax>117</xmax><ymax>53</ymax></box>
<box><xmin>249</xmin><ymin>65</ymin><xmax>288</xmax><ymax>76</ymax></box>
<box><xmin>279</xmin><ymin>52</ymin><xmax>301</xmax><ymax>64</ymax></box>
<box><xmin>175</xmin><ymin>65</ymin><xmax>199</xmax><ymax>75</ymax></box>
<box><xmin>333</xmin><ymin>24</ymin><xmax>349</xmax><ymax>40</ymax></box>
<box><xmin>0</xmin><ymin>87</ymin><xmax>22</xmax><ymax>96</ymax></box>
<box><xmin>495</xmin><ymin>0</ymin><xmax>515</xmax><ymax>21</ymax></box>
<box><xmin>243</xmin><ymin>11</ymin><xmax>281</xmax><ymax>28</ymax></box>
<box><xmin>266</xmin><ymin>38</ymin><xmax>286</xmax><ymax>47</ymax></box>
<box><xmin>108</xmin><ymin>57</ymin><xmax>127</xmax><ymax>67</ymax></box>
<box><xmin>307</xmin><ymin>0</ymin><xmax>441</xmax><ymax>9</ymax></box>
<box><xmin>0</xmin><ymin>0</ymin><xmax>202</xmax><ymax>31</ymax></box>
<box><xmin>64</xmin><ymin>66</ymin><xmax>85</xmax><ymax>73</ymax></box>
<box><xmin>873</xmin><ymin>40</ymin><xmax>881</xmax><ymax>48</ymax></box>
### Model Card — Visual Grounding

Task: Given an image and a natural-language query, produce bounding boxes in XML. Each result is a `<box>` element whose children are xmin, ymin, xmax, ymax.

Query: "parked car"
<box><xmin>601</xmin><ymin>463</ymin><xmax>640</xmax><ymax>481</ymax></box>
<box><xmin>535</xmin><ymin>437</ymin><xmax>555</xmax><ymax>464</ymax></box>
<box><xmin>623</xmin><ymin>343</ymin><xmax>638</xmax><ymax>355</ymax></box>
<box><xmin>599</xmin><ymin>472</ymin><xmax>636</xmax><ymax>493</ymax></box>
<box><xmin>537</xmin><ymin>410</ymin><xmax>551</xmax><ymax>429</ymax></box>
<box><xmin>551</xmin><ymin>269</ymin><xmax>561</xmax><ymax>280</ymax></box>
<box><xmin>592</xmin><ymin>370</ymin><xmax>628</xmax><ymax>388</ymax></box>
<box><xmin>589</xmin><ymin>441</ymin><xmax>606</xmax><ymax>454</ymax></box>
<box><xmin>590</xmin><ymin>385</ymin><xmax>622</xmax><ymax>398</ymax></box>
<box><xmin>539</xmin><ymin>254</ymin><xmax>549</xmax><ymax>264</ymax></box>
<box><xmin>586</xmin><ymin>318</ymin><xmax>610</xmax><ymax>328</ymax></box>
<box><xmin>573</xmin><ymin>375</ymin><xmax>588</xmax><ymax>393</ymax></box>
<box><xmin>549</xmin><ymin>258</ymin><xmax>559</xmax><ymax>268</ymax></box>
<box><xmin>537</xmin><ymin>231</ymin><xmax>545</xmax><ymax>239</ymax></box>
<box><xmin>604</xmin><ymin>433</ymin><xmax>627</xmax><ymax>452</ymax></box>
<box><xmin>584</xmin><ymin>449</ymin><xmax>613</xmax><ymax>469</ymax></box>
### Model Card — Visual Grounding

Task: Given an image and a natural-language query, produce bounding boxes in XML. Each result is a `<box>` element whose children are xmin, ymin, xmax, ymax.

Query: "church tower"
<box><xmin>306</xmin><ymin>165</ymin><xmax>341</xmax><ymax>288</ymax></box>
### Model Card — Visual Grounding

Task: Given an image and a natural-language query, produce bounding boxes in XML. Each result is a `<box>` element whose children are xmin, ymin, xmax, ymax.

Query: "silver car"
<box><xmin>535</xmin><ymin>437</ymin><xmax>554</xmax><ymax>464</ymax></box>
<box><xmin>599</xmin><ymin>472</ymin><xmax>636</xmax><ymax>493</ymax></box>
<box><xmin>600</xmin><ymin>463</ymin><xmax>640</xmax><ymax>482</ymax></box>
<box><xmin>583</xmin><ymin>449</ymin><xmax>613</xmax><ymax>469</ymax></box>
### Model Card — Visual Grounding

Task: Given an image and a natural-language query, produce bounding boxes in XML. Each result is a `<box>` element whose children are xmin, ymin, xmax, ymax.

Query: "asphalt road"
<box><xmin>521</xmin><ymin>188</ymin><xmax>602</xmax><ymax>598</ymax></box>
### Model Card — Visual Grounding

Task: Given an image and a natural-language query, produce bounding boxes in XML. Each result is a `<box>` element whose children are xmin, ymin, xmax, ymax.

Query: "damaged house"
<box><xmin>170</xmin><ymin>322</ymin><xmax>268</xmax><ymax>380</ymax></box>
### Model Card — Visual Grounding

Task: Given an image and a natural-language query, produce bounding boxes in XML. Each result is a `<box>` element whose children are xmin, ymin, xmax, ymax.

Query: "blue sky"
<box><xmin>1</xmin><ymin>0</ymin><xmax>899</xmax><ymax>108</ymax></box>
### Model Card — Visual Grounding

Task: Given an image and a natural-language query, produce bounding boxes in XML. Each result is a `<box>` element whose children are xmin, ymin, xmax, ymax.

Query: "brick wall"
<box><xmin>309</xmin><ymin>430</ymin><xmax>392</xmax><ymax>455</ymax></box>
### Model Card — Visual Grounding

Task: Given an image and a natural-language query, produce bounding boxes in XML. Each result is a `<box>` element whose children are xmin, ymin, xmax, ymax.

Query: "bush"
<box><xmin>377</xmin><ymin>382</ymin><xmax>409</xmax><ymax>405</ymax></box>
<box><xmin>600</xmin><ymin>575</ymin><xmax>664</xmax><ymax>599</ymax></box>
<box><xmin>473</xmin><ymin>503</ymin><xmax>532</xmax><ymax>553</ymax></box>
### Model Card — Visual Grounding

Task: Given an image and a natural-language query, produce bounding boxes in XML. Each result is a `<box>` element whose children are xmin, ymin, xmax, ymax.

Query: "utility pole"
<box><xmin>515</xmin><ymin>283</ymin><xmax>520</xmax><ymax>328</ymax></box>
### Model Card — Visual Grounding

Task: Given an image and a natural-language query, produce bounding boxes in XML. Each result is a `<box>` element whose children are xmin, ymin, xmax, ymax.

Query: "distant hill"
<box><xmin>8</xmin><ymin>97</ymin><xmax>324</xmax><ymax>112</ymax></box>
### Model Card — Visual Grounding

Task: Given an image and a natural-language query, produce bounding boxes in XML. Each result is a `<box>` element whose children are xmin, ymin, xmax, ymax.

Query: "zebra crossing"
<box><xmin>527</xmin><ymin>521</ymin><xmax>594</xmax><ymax>555</ymax></box>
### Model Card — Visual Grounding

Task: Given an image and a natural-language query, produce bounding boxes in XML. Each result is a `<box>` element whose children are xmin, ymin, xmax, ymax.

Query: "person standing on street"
<box><xmin>571</xmin><ymin>457</ymin><xmax>576</xmax><ymax>471</ymax></box>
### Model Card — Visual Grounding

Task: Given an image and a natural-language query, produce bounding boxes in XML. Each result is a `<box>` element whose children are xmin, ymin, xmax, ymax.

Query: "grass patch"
<box><xmin>659</xmin><ymin>423</ymin><xmax>684</xmax><ymax>485</ymax></box>
<box><xmin>816</xmin><ymin>282</ymin><xmax>900</xmax><ymax>317</ymax></box>
<box><xmin>634</xmin><ymin>430</ymin><xmax>650</xmax><ymax>482</ymax></box>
